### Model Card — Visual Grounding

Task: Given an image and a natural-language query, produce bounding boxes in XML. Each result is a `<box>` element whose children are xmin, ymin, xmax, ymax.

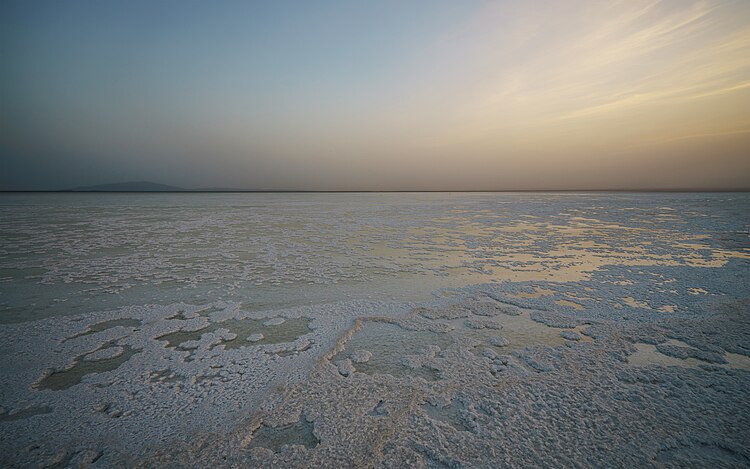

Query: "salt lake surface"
<box><xmin>0</xmin><ymin>192</ymin><xmax>749</xmax><ymax>467</ymax></box>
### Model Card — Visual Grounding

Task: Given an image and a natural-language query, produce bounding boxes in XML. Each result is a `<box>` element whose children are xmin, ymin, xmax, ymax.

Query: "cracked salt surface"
<box><xmin>1</xmin><ymin>192</ymin><xmax>749</xmax><ymax>467</ymax></box>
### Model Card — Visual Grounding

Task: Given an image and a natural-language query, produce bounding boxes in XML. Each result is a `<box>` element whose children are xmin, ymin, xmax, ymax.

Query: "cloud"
<box><xmin>420</xmin><ymin>0</ymin><xmax>749</xmax><ymax>151</ymax></box>
<box><xmin>2</xmin><ymin>0</ymin><xmax>748</xmax><ymax>189</ymax></box>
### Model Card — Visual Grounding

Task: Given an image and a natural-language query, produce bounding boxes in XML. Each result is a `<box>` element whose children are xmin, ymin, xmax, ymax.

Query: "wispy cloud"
<box><xmin>433</xmin><ymin>0</ymin><xmax>749</xmax><ymax>138</ymax></box>
<box><xmin>2</xmin><ymin>0</ymin><xmax>748</xmax><ymax>189</ymax></box>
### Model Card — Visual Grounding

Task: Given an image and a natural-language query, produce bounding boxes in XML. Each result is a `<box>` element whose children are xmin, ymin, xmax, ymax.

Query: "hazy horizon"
<box><xmin>2</xmin><ymin>0</ymin><xmax>749</xmax><ymax>191</ymax></box>
<box><xmin>5</xmin><ymin>180</ymin><xmax>750</xmax><ymax>192</ymax></box>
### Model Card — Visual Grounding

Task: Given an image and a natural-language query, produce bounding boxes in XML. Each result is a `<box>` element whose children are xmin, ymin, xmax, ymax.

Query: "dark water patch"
<box><xmin>65</xmin><ymin>318</ymin><xmax>141</xmax><ymax>341</ymax></box>
<box><xmin>221</xmin><ymin>317</ymin><xmax>312</xmax><ymax>349</ymax></box>
<box><xmin>0</xmin><ymin>405</ymin><xmax>53</xmax><ymax>422</ymax></box>
<box><xmin>340</xmin><ymin>321</ymin><xmax>451</xmax><ymax>380</ymax></box>
<box><xmin>157</xmin><ymin>326</ymin><xmax>210</xmax><ymax>349</ymax></box>
<box><xmin>424</xmin><ymin>403</ymin><xmax>470</xmax><ymax>432</ymax></box>
<box><xmin>0</xmin><ymin>267</ymin><xmax>47</xmax><ymax>281</ymax></box>
<box><xmin>246</xmin><ymin>417</ymin><xmax>318</xmax><ymax>452</ymax></box>
<box><xmin>156</xmin><ymin>317</ymin><xmax>313</xmax><ymax>351</ymax></box>
<box><xmin>35</xmin><ymin>346</ymin><xmax>139</xmax><ymax>391</ymax></box>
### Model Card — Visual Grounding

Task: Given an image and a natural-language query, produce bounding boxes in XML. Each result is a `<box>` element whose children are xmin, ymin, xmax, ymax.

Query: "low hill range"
<box><xmin>66</xmin><ymin>181</ymin><xmax>184</xmax><ymax>192</ymax></box>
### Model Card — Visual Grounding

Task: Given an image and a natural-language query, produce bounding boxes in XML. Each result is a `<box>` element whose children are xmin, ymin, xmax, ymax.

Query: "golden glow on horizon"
<box><xmin>423</xmin><ymin>1</ymin><xmax>750</xmax><ymax>146</ymax></box>
<box><xmin>210</xmin><ymin>0</ymin><xmax>750</xmax><ymax>190</ymax></box>
<box><xmin>2</xmin><ymin>0</ymin><xmax>749</xmax><ymax>190</ymax></box>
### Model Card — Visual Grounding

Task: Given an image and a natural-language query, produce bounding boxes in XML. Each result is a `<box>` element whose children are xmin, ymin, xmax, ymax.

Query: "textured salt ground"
<box><xmin>2</xmin><ymin>193</ymin><xmax>749</xmax><ymax>467</ymax></box>
<box><xmin>0</xmin><ymin>287</ymin><xmax>750</xmax><ymax>467</ymax></box>
<box><xmin>3</xmin><ymin>193</ymin><xmax>749</xmax><ymax>325</ymax></box>
<box><xmin>2</xmin><ymin>268</ymin><xmax>749</xmax><ymax>468</ymax></box>
<box><xmin>0</xmin><ymin>300</ymin><xmax>407</xmax><ymax>467</ymax></box>
<box><xmin>138</xmin><ymin>294</ymin><xmax>750</xmax><ymax>468</ymax></box>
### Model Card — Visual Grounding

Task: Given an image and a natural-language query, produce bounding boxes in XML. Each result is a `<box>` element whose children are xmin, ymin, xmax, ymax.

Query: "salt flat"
<box><xmin>0</xmin><ymin>192</ymin><xmax>748</xmax><ymax>467</ymax></box>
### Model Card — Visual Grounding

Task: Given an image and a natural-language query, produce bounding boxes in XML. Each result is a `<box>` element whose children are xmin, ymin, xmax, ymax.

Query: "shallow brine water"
<box><xmin>1</xmin><ymin>192</ymin><xmax>748</xmax><ymax>323</ymax></box>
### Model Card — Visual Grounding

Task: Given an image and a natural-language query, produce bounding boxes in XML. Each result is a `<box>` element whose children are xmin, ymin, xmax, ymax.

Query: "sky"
<box><xmin>1</xmin><ymin>0</ymin><xmax>749</xmax><ymax>190</ymax></box>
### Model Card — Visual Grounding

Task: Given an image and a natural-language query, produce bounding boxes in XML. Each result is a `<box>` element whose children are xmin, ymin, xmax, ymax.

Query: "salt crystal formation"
<box><xmin>1</xmin><ymin>193</ymin><xmax>749</xmax><ymax>467</ymax></box>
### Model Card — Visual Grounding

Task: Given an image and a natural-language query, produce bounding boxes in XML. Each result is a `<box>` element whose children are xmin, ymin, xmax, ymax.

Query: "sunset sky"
<box><xmin>1</xmin><ymin>0</ymin><xmax>749</xmax><ymax>190</ymax></box>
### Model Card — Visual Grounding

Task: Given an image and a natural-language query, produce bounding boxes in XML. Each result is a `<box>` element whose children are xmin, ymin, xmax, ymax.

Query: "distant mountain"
<box><xmin>192</xmin><ymin>187</ymin><xmax>248</xmax><ymax>192</ymax></box>
<box><xmin>66</xmin><ymin>181</ymin><xmax>184</xmax><ymax>192</ymax></box>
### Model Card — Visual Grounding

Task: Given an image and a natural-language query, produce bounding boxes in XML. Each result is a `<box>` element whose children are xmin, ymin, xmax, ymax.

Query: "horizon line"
<box><xmin>2</xmin><ymin>188</ymin><xmax>749</xmax><ymax>194</ymax></box>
